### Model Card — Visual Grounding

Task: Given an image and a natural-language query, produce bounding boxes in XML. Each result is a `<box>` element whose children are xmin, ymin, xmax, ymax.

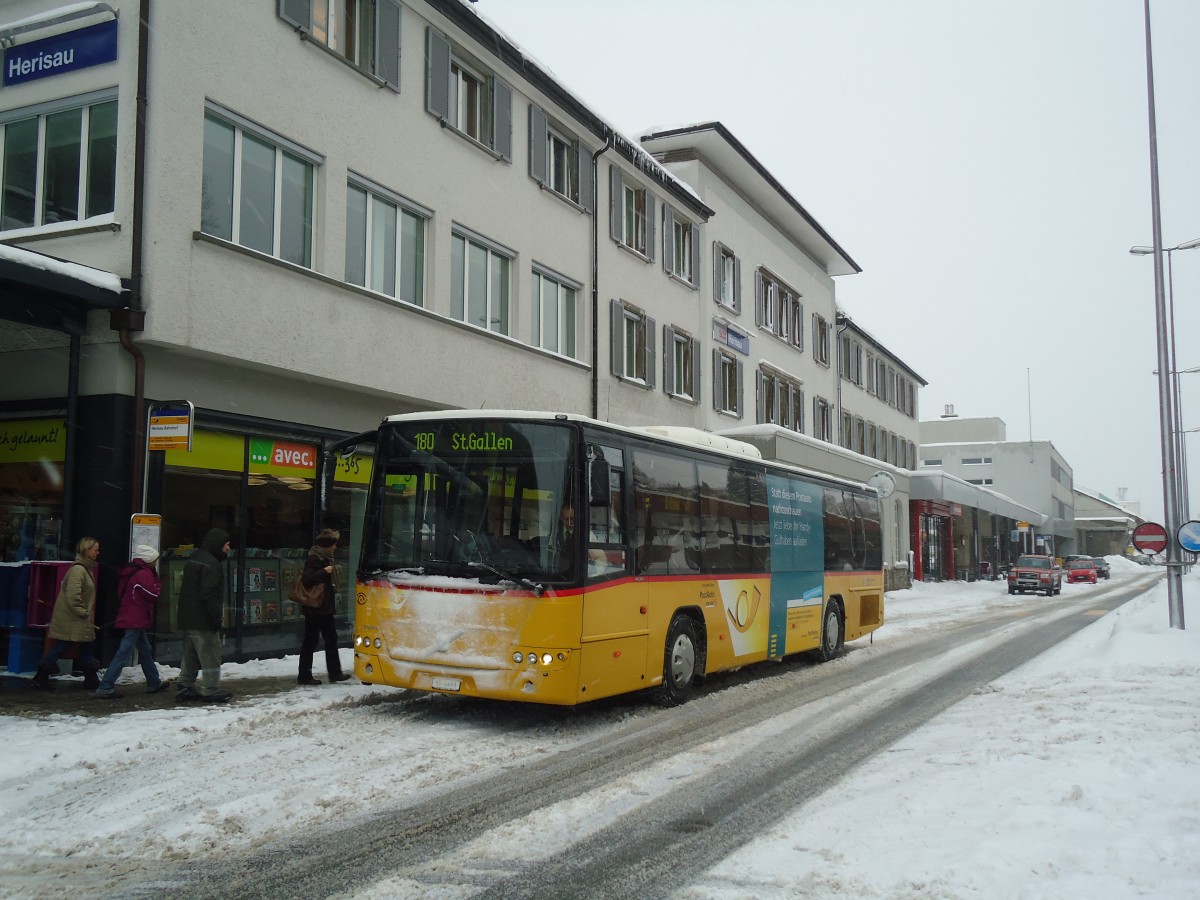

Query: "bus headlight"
<box><xmin>373</xmin><ymin>638</ymin><xmax>382</xmax><ymax>649</ymax></box>
<box><xmin>541</xmin><ymin>653</ymin><xmax>553</xmax><ymax>666</ymax></box>
<box><xmin>512</xmin><ymin>652</ymin><xmax>524</xmax><ymax>664</ymax></box>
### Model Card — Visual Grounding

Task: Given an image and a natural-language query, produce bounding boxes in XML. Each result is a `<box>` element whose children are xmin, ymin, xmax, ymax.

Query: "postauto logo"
<box><xmin>250</xmin><ymin>438</ymin><xmax>317</xmax><ymax>472</ymax></box>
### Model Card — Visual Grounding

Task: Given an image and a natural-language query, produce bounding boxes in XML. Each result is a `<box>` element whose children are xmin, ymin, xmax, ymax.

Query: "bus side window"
<box><xmin>588</xmin><ymin>445</ymin><xmax>627</xmax><ymax>579</ymax></box>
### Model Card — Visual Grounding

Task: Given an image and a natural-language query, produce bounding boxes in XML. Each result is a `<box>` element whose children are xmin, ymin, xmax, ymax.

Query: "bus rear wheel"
<box><xmin>657</xmin><ymin>614</ymin><xmax>699</xmax><ymax>707</ymax></box>
<box><xmin>816</xmin><ymin>600</ymin><xmax>845</xmax><ymax>663</ymax></box>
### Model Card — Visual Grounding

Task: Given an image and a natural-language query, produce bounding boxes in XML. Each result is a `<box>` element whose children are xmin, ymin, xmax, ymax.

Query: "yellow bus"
<box><xmin>348</xmin><ymin>411</ymin><xmax>884</xmax><ymax>706</ymax></box>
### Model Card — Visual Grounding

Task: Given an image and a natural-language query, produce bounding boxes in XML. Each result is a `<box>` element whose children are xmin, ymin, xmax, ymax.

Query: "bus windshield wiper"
<box><xmin>467</xmin><ymin>559</ymin><xmax>546</xmax><ymax>597</ymax></box>
<box><xmin>453</xmin><ymin>533</ymin><xmax>545</xmax><ymax>596</ymax></box>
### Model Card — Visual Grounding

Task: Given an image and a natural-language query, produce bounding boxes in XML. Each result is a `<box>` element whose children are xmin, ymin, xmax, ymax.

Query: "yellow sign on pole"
<box><xmin>148</xmin><ymin>401</ymin><xmax>194</xmax><ymax>451</ymax></box>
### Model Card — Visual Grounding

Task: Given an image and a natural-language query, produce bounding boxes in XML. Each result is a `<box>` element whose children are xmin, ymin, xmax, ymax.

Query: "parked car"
<box><xmin>1007</xmin><ymin>554</ymin><xmax>1063</xmax><ymax>596</ymax></box>
<box><xmin>1063</xmin><ymin>554</ymin><xmax>1093</xmax><ymax>567</ymax></box>
<box><xmin>1066</xmin><ymin>558</ymin><xmax>1098</xmax><ymax>584</ymax></box>
<box><xmin>1091</xmin><ymin>556</ymin><xmax>1111</xmax><ymax>579</ymax></box>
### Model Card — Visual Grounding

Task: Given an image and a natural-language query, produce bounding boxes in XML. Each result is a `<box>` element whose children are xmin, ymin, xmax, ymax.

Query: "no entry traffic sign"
<box><xmin>1132</xmin><ymin>521</ymin><xmax>1169</xmax><ymax>555</ymax></box>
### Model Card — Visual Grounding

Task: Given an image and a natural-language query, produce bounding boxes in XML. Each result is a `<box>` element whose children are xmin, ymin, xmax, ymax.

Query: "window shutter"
<box><xmin>528</xmin><ymin>105</ymin><xmax>548</xmax><ymax>184</ymax></box>
<box><xmin>733</xmin><ymin>256</ymin><xmax>742</xmax><ymax>313</ymax></box>
<box><xmin>662</xmin><ymin>206</ymin><xmax>674</xmax><ymax>273</ymax></box>
<box><xmin>663</xmin><ymin>325</ymin><xmax>675</xmax><ymax>394</ymax></box>
<box><xmin>578</xmin><ymin>143</ymin><xmax>594</xmax><ymax>213</ymax></box>
<box><xmin>645</xmin><ymin>316</ymin><xmax>657</xmax><ymax>390</ymax></box>
<box><xmin>689</xmin><ymin>223</ymin><xmax>699</xmax><ymax>285</ymax></box>
<box><xmin>279</xmin><ymin>0</ymin><xmax>311</xmax><ymax>29</ymax></box>
<box><xmin>375</xmin><ymin>0</ymin><xmax>401</xmax><ymax>89</ymax></box>
<box><xmin>492</xmin><ymin>77</ymin><xmax>513</xmax><ymax>160</ymax></box>
<box><xmin>712</xmin><ymin>243</ymin><xmax>721</xmax><ymax>303</ymax></box>
<box><xmin>756</xmin><ymin>370</ymin><xmax>766</xmax><ymax>423</ymax></box>
<box><xmin>645</xmin><ymin>194</ymin><xmax>656</xmax><ymax>260</ymax></box>
<box><xmin>425</xmin><ymin>28</ymin><xmax>451</xmax><ymax>120</ymax></box>
<box><xmin>609</xmin><ymin>166</ymin><xmax>623</xmax><ymax>242</ymax></box>
<box><xmin>611</xmin><ymin>300</ymin><xmax>625</xmax><ymax>377</ymax></box>
<box><xmin>735</xmin><ymin>360</ymin><xmax>744</xmax><ymax>418</ymax></box>
<box><xmin>754</xmin><ymin>271</ymin><xmax>762</xmax><ymax>326</ymax></box>
<box><xmin>690</xmin><ymin>338</ymin><xmax>701</xmax><ymax>405</ymax></box>
<box><xmin>712</xmin><ymin>348</ymin><xmax>722</xmax><ymax>411</ymax></box>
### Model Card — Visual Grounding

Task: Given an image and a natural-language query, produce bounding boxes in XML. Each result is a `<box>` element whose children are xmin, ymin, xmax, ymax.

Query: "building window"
<box><xmin>425</xmin><ymin>28</ymin><xmax>512</xmax><ymax>159</ymax></box>
<box><xmin>345</xmin><ymin>179</ymin><xmax>426</xmax><ymax>305</ymax></box>
<box><xmin>609</xmin><ymin>166</ymin><xmax>655</xmax><ymax>258</ymax></box>
<box><xmin>966</xmin><ymin>478</ymin><xmax>995</xmax><ymax>486</ymax></box>
<box><xmin>879</xmin><ymin>428</ymin><xmax>890</xmax><ymax>462</ymax></box>
<box><xmin>278</xmin><ymin>0</ymin><xmax>402</xmax><ymax>89</ymax></box>
<box><xmin>611</xmin><ymin>300</ymin><xmax>654</xmax><ymax>387</ymax></box>
<box><xmin>1</xmin><ymin>94</ymin><xmax>117</xmax><ymax>232</ymax></box>
<box><xmin>451</xmin><ymin>230</ymin><xmax>511</xmax><ymax>335</ymax></box>
<box><xmin>532</xmin><ymin>268</ymin><xmax>579</xmax><ymax>358</ymax></box>
<box><xmin>662</xmin><ymin>205</ymin><xmax>698</xmax><ymax>285</ymax></box>
<box><xmin>813</xmin><ymin>314</ymin><xmax>830</xmax><ymax>366</ymax></box>
<box><xmin>755</xmin><ymin>269</ymin><xmax>802</xmax><ymax>349</ymax></box>
<box><xmin>962</xmin><ymin>457</ymin><xmax>993</xmax><ymax>465</ymax></box>
<box><xmin>841</xmin><ymin>410</ymin><xmax>853</xmax><ymax>449</ymax></box>
<box><xmin>854</xmin><ymin>416</ymin><xmax>865</xmax><ymax>454</ymax></box>
<box><xmin>528</xmin><ymin>107</ymin><xmax>592</xmax><ymax>209</ymax></box>
<box><xmin>757</xmin><ymin>368</ymin><xmax>803</xmax><ymax>432</ymax></box>
<box><xmin>922</xmin><ymin>458</ymin><xmax>942</xmax><ymax>467</ymax></box>
<box><xmin>201</xmin><ymin>108</ymin><xmax>316</xmax><ymax>267</ymax></box>
<box><xmin>813</xmin><ymin>397</ymin><xmax>833</xmax><ymax>442</ymax></box>
<box><xmin>713</xmin><ymin>242</ymin><xmax>741</xmax><ymax>312</ymax></box>
<box><xmin>713</xmin><ymin>349</ymin><xmax>743</xmax><ymax>416</ymax></box>
<box><xmin>664</xmin><ymin>325</ymin><xmax>700</xmax><ymax>403</ymax></box>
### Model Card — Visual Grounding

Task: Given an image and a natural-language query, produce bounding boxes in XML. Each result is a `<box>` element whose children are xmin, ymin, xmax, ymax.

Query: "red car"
<box><xmin>1066</xmin><ymin>559</ymin><xmax>1098</xmax><ymax>584</ymax></box>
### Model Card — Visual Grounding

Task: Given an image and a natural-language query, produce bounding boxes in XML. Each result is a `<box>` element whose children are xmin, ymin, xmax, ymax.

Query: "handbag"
<box><xmin>288</xmin><ymin>574</ymin><xmax>325</xmax><ymax>609</ymax></box>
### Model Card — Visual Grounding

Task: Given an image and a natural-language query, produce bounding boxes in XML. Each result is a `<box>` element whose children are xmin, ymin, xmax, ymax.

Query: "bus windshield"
<box><xmin>361</xmin><ymin>420</ymin><xmax>578</xmax><ymax>585</ymax></box>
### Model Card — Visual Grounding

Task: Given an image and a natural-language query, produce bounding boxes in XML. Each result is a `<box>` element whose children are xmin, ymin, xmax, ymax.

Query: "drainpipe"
<box><xmin>590</xmin><ymin>134</ymin><xmax>613</xmax><ymax>420</ymax></box>
<box><xmin>111</xmin><ymin>0</ymin><xmax>151</xmax><ymax>515</ymax></box>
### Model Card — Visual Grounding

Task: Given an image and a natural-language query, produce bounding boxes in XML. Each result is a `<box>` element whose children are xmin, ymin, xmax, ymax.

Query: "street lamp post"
<box><xmin>1139</xmin><ymin>0</ymin><xmax>1184</xmax><ymax>629</ymax></box>
<box><xmin>1132</xmin><ymin>241</ymin><xmax>1200</xmax><ymax>529</ymax></box>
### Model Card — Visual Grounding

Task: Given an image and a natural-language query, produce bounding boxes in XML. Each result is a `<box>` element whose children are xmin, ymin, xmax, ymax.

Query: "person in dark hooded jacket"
<box><xmin>175</xmin><ymin>527</ymin><xmax>232</xmax><ymax>703</ymax></box>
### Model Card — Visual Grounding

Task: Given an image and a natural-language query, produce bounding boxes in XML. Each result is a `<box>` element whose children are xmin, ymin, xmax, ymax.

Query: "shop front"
<box><xmin>912</xmin><ymin>499</ymin><xmax>956</xmax><ymax>582</ymax></box>
<box><xmin>909</xmin><ymin>470</ymin><xmax>1046</xmax><ymax>584</ymax></box>
<box><xmin>146</xmin><ymin>422</ymin><xmax>370</xmax><ymax>665</ymax></box>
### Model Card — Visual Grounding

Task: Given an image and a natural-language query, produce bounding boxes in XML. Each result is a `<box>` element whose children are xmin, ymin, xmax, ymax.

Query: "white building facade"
<box><xmin>0</xmin><ymin>0</ymin><xmax>923</xmax><ymax>664</ymax></box>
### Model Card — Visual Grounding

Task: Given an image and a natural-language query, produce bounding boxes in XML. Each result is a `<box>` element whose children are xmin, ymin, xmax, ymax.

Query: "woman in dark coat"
<box><xmin>297</xmin><ymin>528</ymin><xmax>351</xmax><ymax>685</ymax></box>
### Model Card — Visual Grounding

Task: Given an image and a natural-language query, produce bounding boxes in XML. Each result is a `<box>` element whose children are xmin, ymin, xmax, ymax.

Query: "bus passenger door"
<box><xmin>579</xmin><ymin>444</ymin><xmax>648</xmax><ymax>700</ymax></box>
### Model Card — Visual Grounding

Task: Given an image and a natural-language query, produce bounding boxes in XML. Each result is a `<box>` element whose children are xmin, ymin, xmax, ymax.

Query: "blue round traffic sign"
<box><xmin>1177</xmin><ymin>520</ymin><xmax>1200</xmax><ymax>554</ymax></box>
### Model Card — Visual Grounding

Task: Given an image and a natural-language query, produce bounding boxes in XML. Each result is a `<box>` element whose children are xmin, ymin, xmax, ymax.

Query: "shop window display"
<box><xmin>156</xmin><ymin>429</ymin><xmax>328</xmax><ymax>662</ymax></box>
<box><xmin>0</xmin><ymin>419</ymin><xmax>66</xmax><ymax>562</ymax></box>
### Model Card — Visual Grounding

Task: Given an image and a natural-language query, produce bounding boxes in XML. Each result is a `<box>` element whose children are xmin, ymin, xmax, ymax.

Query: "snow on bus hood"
<box><xmin>368</xmin><ymin>574</ymin><xmax>540</xmax><ymax>670</ymax></box>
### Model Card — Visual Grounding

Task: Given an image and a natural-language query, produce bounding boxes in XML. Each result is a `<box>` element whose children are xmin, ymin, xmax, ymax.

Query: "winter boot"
<box><xmin>31</xmin><ymin>664</ymin><xmax>57</xmax><ymax>691</ymax></box>
<box><xmin>81</xmin><ymin>663</ymin><xmax>101</xmax><ymax>691</ymax></box>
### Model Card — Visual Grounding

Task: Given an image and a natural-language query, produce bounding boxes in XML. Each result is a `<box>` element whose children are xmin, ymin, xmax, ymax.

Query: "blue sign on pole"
<box><xmin>1177</xmin><ymin>520</ymin><xmax>1200</xmax><ymax>554</ymax></box>
<box><xmin>4</xmin><ymin>19</ymin><xmax>119</xmax><ymax>87</ymax></box>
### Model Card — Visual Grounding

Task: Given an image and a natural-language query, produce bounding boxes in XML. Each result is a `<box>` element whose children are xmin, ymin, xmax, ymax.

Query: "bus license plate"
<box><xmin>431</xmin><ymin>677</ymin><xmax>461</xmax><ymax>692</ymax></box>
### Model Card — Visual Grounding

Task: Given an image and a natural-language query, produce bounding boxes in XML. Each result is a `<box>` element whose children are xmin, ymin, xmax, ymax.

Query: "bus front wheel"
<box><xmin>657</xmin><ymin>614</ymin><xmax>699</xmax><ymax>707</ymax></box>
<box><xmin>816</xmin><ymin>600</ymin><xmax>845</xmax><ymax>663</ymax></box>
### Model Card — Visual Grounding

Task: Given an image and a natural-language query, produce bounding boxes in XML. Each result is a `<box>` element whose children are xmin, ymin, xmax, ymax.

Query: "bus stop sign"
<box><xmin>1132</xmin><ymin>522</ymin><xmax>1169</xmax><ymax>555</ymax></box>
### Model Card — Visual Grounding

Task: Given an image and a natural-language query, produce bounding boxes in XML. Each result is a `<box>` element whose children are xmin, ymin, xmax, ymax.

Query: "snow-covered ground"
<box><xmin>2</xmin><ymin>556</ymin><xmax>1198</xmax><ymax>898</ymax></box>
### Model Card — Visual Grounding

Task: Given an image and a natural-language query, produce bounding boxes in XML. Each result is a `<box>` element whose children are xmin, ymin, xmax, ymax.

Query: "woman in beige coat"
<box><xmin>32</xmin><ymin>537</ymin><xmax>102</xmax><ymax>691</ymax></box>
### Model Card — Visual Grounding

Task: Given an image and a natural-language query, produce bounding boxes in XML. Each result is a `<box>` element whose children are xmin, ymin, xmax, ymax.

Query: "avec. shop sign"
<box><xmin>4</xmin><ymin>19</ymin><xmax>118</xmax><ymax>87</ymax></box>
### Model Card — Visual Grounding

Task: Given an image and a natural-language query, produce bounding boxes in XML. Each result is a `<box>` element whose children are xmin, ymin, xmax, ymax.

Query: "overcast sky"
<box><xmin>476</xmin><ymin>0</ymin><xmax>1200</xmax><ymax>525</ymax></box>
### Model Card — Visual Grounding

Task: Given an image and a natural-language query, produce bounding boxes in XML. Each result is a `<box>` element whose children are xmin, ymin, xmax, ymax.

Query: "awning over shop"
<box><xmin>0</xmin><ymin>243</ymin><xmax>127</xmax><ymax>335</ymax></box>
<box><xmin>1074</xmin><ymin>515</ymin><xmax>1136</xmax><ymax>531</ymax></box>
<box><xmin>909</xmin><ymin>470</ymin><xmax>1047</xmax><ymax>526</ymax></box>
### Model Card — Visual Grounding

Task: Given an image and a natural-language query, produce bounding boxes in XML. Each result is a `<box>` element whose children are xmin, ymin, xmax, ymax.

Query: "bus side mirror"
<box><xmin>588</xmin><ymin>456</ymin><xmax>611</xmax><ymax>508</ymax></box>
